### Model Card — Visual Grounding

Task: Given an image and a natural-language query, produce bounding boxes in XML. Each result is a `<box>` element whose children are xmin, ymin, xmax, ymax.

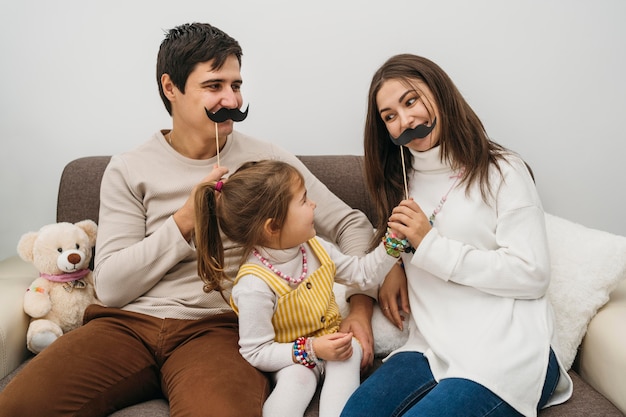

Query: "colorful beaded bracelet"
<box><xmin>293</xmin><ymin>336</ymin><xmax>317</xmax><ymax>369</ymax></box>
<box><xmin>305</xmin><ymin>336</ymin><xmax>321</xmax><ymax>363</ymax></box>
<box><xmin>383</xmin><ymin>228</ymin><xmax>413</xmax><ymax>257</ymax></box>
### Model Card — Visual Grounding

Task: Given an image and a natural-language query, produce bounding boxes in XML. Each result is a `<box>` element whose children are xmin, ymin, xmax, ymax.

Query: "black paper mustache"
<box><xmin>389</xmin><ymin>117</ymin><xmax>437</xmax><ymax>146</ymax></box>
<box><xmin>205</xmin><ymin>105</ymin><xmax>249</xmax><ymax>123</ymax></box>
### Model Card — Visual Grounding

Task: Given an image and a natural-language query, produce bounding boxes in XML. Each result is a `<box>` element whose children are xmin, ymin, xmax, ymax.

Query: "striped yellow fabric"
<box><xmin>232</xmin><ymin>238</ymin><xmax>342</xmax><ymax>342</ymax></box>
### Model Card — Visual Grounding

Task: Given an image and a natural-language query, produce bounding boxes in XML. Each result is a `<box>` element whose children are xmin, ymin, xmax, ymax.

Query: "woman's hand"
<box><xmin>174</xmin><ymin>164</ymin><xmax>229</xmax><ymax>241</ymax></box>
<box><xmin>312</xmin><ymin>332</ymin><xmax>354</xmax><ymax>361</ymax></box>
<box><xmin>388</xmin><ymin>199</ymin><xmax>431</xmax><ymax>249</ymax></box>
<box><xmin>378</xmin><ymin>262</ymin><xmax>409</xmax><ymax>330</ymax></box>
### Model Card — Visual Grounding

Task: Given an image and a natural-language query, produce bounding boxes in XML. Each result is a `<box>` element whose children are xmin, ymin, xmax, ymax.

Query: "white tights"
<box><xmin>263</xmin><ymin>338</ymin><xmax>363</xmax><ymax>417</ymax></box>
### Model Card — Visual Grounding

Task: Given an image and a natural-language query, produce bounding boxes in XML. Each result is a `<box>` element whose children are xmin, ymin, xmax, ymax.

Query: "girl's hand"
<box><xmin>378</xmin><ymin>262</ymin><xmax>409</xmax><ymax>330</ymax></box>
<box><xmin>174</xmin><ymin>164</ymin><xmax>229</xmax><ymax>241</ymax></box>
<box><xmin>338</xmin><ymin>295</ymin><xmax>374</xmax><ymax>370</ymax></box>
<box><xmin>388</xmin><ymin>199</ymin><xmax>431</xmax><ymax>250</ymax></box>
<box><xmin>313</xmin><ymin>332</ymin><xmax>354</xmax><ymax>361</ymax></box>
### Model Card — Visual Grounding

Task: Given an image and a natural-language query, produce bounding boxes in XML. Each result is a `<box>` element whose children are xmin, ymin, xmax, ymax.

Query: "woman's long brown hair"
<box><xmin>364</xmin><ymin>54</ymin><xmax>508</xmax><ymax>249</ymax></box>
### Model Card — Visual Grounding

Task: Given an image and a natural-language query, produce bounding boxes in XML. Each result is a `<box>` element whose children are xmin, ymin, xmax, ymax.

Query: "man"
<box><xmin>0</xmin><ymin>23</ymin><xmax>398</xmax><ymax>416</ymax></box>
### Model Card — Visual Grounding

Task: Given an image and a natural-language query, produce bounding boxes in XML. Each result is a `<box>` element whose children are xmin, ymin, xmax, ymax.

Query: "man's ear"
<box><xmin>161</xmin><ymin>73</ymin><xmax>177</xmax><ymax>101</ymax></box>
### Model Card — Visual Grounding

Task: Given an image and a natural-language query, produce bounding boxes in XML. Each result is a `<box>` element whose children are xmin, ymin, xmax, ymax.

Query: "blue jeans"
<box><xmin>341</xmin><ymin>349</ymin><xmax>559</xmax><ymax>417</ymax></box>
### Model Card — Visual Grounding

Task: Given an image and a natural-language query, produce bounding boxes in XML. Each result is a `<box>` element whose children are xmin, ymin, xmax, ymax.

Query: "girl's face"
<box><xmin>376</xmin><ymin>78</ymin><xmax>440</xmax><ymax>152</ymax></box>
<box><xmin>278</xmin><ymin>181</ymin><xmax>317</xmax><ymax>248</ymax></box>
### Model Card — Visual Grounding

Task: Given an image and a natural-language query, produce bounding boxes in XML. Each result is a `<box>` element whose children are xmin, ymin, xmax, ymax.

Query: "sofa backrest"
<box><xmin>297</xmin><ymin>155</ymin><xmax>377</xmax><ymax>224</ymax></box>
<box><xmin>56</xmin><ymin>155</ymin><xmax>377</xmax><ymax>226</ymax></box>
<box><xmin>57</xmin><ymin>156</ymin><xmax>111</xmax><ymax>225</ymax></box>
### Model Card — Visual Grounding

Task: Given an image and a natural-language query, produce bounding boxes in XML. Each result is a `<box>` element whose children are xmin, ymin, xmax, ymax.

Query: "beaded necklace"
<box><xmin>428</xmin><ymin>171</ymin><xmax>463</xmax><ymax>226</ymax></box>
<box><xmin>252</xmin><ymin>245</ymin><xmax>309</xmax><ymax>284</ymax></box>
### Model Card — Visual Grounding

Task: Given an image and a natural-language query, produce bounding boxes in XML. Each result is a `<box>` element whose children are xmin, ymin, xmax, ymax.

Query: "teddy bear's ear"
<box><xmin>17</xmin><ymin>231</ymin><xmax>39</xmax><ymax>262</ymax></box>
<box><xmin>75</xmin><ymin>219</ymin><xmax>98</xmax><ymax>246</ymax></box>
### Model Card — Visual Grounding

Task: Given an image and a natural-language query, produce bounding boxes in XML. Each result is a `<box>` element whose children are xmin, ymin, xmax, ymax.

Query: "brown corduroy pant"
<box><xmin>0</xmin><ymin>304</ymin><xmax>269</xmax><ymax>417</ymax></box>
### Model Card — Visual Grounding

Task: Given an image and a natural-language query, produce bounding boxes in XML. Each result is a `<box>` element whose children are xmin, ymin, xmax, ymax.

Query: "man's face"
<box><xmin>172</xmin><ymin>55</ymin><xmax>244</xmax><ymax>139</ymax></box>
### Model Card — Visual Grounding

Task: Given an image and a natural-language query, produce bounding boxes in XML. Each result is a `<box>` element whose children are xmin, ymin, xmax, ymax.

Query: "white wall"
<box><xmin>1</xmin><ymin>0</ymin><xmax>625</xmax><ymax>260</ymax></box>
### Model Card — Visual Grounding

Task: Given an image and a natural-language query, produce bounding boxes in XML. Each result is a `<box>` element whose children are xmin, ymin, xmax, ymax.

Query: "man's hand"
<box><xmin>339</xmin><ymin>294</ymin><xmax>374</xmax><ymax>370</ymax></box>
<box><xmin>378</xmin><ymin>262</ymin><xmax>410</xmax><ymax>330</ymax></box>
<box><xmin>173</xmin><ymin>164</ymin><xmax>229</xmax><ymax>241</ymax></box>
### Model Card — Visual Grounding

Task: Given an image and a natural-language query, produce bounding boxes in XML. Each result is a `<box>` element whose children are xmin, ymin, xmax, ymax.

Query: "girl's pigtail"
<box><xmin>194</xmin><ymin>181</ymin><xmax>226</xmax><ymax>294</ymax></box>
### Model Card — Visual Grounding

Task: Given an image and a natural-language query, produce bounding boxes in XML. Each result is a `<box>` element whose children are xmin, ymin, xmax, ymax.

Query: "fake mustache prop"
<box><xmin>389</xmin><ymin>117</ymin><xmax>437</xmax><ymax>146</ymax></box>
<box><xmin>388</xmin><ymin>117</ymin><xmax>437</xmax><ymax>200</ymax></box>
<box><xmin>206</xmin><ymin>105</ymin><xmax>249</xmax><ymax>168</ymax></box>
<box><xmin>205</xmin><ymin>105</ymin><xmax>249</xmax><ymax>123</ymax></box>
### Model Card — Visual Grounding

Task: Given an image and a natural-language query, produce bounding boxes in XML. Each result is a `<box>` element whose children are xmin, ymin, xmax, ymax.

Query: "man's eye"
<box><xmin>232</xmin><ymin>84</ymin><xmax>242</xmax><ymax>92</ymax></box>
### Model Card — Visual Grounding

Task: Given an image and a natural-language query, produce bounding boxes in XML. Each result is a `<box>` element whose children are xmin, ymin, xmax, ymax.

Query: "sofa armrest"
<box><xmin>0</xmin><ymin>256</ymin><xmax>38</xmax><ymax>380</ymax></box>
<box><xmin>579</xmin><ymin>278</ymin><xmax>626</xmax><ymax>414</ymax></box>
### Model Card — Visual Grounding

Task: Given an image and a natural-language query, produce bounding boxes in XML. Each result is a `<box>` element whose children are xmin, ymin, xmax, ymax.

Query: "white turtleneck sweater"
<box><xmin>389</xmin><ymin>146</ymin><xmax>572</xmax><ymax>417</ymax></box>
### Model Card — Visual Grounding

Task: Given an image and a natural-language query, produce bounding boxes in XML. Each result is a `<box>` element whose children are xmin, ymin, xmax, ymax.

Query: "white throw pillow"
<box><xmin>545</xmin><ymin>213</ymin><xmax>626</xmax><ymax>370</ymax></box>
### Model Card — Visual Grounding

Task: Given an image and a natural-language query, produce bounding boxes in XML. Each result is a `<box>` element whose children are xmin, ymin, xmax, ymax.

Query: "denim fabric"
<box><xmin>341</xmin><ymin>349</ymin><xmax>559</xmax><ymax>417</ymax></box>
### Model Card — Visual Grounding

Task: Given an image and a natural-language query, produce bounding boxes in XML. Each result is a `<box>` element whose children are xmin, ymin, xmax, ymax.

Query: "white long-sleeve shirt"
<box><xmin>390</xmin><ymin>146</ymin><xmax>572</xmax><ymax>417</ymax></box>
<box><xmin>93</xmin><ymin>130</ymin><xmax>375</xmax><ymax>319</ymax></box>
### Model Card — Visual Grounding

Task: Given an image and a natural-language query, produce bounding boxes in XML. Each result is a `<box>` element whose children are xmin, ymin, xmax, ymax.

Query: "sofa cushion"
<box><xmin>579</xmin><ymin>278</ymin><xmax>626</xmax><ymax>413</ymax></box>
<box><xmin>0</xmin><ymin>256</ymin><xmax>38</xmax><ymax>380</ymax></box>
<box><xmin>545</xmin><ymin>213</ymin><xmax>626</xmax><ymax>370</ymax></box>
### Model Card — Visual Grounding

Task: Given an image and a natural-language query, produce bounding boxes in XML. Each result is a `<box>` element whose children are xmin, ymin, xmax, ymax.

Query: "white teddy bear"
<box><xmin>17</xmin><ymin>220</ymin><xmax>101</xmax><ymax>354</ymax></box>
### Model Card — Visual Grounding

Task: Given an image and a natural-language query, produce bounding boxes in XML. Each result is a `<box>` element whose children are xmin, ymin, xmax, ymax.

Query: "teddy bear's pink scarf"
<box><xmin>40</xmin><ymin>269</ymin><xmax>90</xmax><ymax>283</ymax></box>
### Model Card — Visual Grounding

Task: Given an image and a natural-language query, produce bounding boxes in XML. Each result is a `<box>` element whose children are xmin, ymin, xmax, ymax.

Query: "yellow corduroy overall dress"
<box><xmin>231</xmin><ymin>238</ymin><xmax>342</xmax><ymax>342</ymax></box>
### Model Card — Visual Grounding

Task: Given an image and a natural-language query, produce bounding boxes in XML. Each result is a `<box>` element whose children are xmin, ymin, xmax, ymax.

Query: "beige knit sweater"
<box><xmin>94</xmin><ymin>130</ymin><xmax>374</xmax><ymax>320</ymax></box>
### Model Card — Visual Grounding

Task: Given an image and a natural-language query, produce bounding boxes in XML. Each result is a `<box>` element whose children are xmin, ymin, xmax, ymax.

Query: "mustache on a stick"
<box><xmin>389</xmin><ymin>117</ymin><xmax>437</xmax><ymax>146</ymax></box>
<box><xmin>205</xmin><ymin>105</ymin><xmax>249</xmax><ymax>123</ymax></box>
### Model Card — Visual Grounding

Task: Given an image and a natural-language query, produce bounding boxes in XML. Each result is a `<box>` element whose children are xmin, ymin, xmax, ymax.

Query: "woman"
<box><xmin>341</xmin><ymin>54</ymin><xmax>573</xmax><ymax>417</ymax></box>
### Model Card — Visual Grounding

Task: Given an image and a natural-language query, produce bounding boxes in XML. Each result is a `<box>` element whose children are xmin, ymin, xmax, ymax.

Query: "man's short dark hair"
<box><xmin>156</xmin><ymin>22</ymin><xmax>243</xmax><ymax>115</ymax></box>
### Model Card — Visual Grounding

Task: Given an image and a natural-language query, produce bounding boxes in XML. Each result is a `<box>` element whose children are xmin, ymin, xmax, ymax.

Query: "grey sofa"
<box><xmin>1</xmin><ymin>155</ymin><xmax>624</xmax><ymax>416</ymax></box>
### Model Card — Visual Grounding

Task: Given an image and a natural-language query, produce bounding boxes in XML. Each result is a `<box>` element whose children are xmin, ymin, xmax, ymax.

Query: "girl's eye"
<box><xmin>384</xmin><ymin>113</ymin><xmax>396</xmax><ymax>122</ymax></box>
<box><xmin>406</xmin><ymin>97</ymin><xmax>417</xmax><ymax>107</ymax></box>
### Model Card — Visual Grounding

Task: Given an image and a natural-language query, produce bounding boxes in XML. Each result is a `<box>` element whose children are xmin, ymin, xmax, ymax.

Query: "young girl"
<box><xmin>194</xmin><ymin>160</ymin><xmax>402</xmax><ymax>417</ymax></box>
<box><xmin>341</xmin><ymin>54</ymin><xmax>573</xmax><ymax>417</ymax></box>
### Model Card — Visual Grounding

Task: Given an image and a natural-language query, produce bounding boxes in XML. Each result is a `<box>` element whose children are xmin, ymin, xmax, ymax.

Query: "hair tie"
<box><xmin>215</xmin><ymin>180</ymin><xmax>224</xmax><ymax>192</ymax></box>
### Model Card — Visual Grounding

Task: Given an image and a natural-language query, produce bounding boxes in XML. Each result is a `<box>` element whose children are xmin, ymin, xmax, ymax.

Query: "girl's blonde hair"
<box><xmin>194</xmin><ymin>159</ymin><xmax>304</xmax><ymax>294</ymax></box>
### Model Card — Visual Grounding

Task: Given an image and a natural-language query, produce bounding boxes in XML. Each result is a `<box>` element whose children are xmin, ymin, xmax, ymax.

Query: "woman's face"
<box><xmin>376</xmin><ymin>78</ymin><xmax>440</xmax><ymax>152</ymax></box>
